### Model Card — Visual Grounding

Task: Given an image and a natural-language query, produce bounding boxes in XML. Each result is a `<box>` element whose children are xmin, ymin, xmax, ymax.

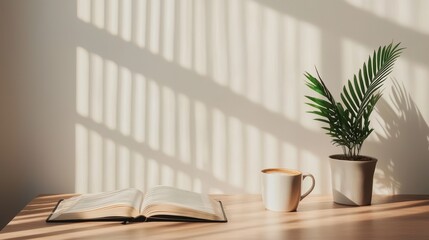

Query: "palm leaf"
<box><xmin>305</xmin><ymin>42</ymin><xmax>404</xmax><ymax>159</ymax></box>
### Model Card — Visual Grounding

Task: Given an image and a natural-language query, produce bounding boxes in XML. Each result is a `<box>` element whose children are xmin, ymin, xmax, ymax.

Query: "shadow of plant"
<box><xmin>369</xmin><ymin>79</ymin><xmax>429</xmax><ymax>194</ymax></box>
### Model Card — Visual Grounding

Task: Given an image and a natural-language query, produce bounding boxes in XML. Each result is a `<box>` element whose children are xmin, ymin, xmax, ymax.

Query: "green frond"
<box><xmin>304</xmin><ymin>42</ymin><xmax>403</xmax><ymax>159</ymax></box>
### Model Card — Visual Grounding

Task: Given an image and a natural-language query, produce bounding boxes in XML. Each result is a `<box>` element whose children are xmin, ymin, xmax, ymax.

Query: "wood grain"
<box><xmin>1</xmin><ymin>194</ymin><xmax>429</xmax><ymax>239</ymax></box>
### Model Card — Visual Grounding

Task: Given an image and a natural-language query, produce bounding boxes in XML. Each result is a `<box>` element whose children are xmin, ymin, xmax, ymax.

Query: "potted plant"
<box><xmin>305</xmin><ymin>42</ymin><xmax>404</xmax><ymax>205</ymax></box>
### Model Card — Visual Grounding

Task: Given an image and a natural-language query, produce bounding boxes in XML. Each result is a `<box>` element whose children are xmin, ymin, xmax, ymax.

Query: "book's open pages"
<box><xmin>47</xmin><ymin>186</ymin><xmax>227</xmax><ymax>223</ymax></box>
<box><xmin>48</xmin><ymin>188</ymin><xmax>143</xmax><ymax>221</ymax></box>
<box><xmin>141</xmin><ymin>186</ymin><xmax>225</xmax><ymax>221</ymax></box>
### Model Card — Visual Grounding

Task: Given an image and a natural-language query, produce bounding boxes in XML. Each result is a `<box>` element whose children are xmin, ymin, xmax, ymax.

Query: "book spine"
<box><xmin>122</xmin><ymin>216</ymin><xmax>146</xmax><ymax>224</ymax></box>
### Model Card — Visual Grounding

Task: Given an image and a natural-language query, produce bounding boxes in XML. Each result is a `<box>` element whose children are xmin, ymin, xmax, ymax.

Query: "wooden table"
<box><xmin>1</xmin><ymin>194</ymin><xmax>429</xmax><ymax>239</ymax></box>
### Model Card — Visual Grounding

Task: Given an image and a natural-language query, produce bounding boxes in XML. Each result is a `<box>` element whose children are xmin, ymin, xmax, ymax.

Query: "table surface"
<box><xmin>1</xmin><ymin>194</ymin><xmax>429</xmax><ymax>240</ymax></box>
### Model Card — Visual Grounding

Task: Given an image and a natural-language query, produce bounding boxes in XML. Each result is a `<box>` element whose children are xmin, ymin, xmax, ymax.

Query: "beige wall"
<box><xmin>0</xmin><ymin>0</ymin><xmax>76</xmax><ymax>228</ymax></box>
<box><xmin>1</xmin><ymin>0</ymin><xmax>429</xmax><ymax>228</ymax></box>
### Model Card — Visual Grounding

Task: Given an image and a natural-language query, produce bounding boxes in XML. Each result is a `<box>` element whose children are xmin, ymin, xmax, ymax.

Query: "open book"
<box><xmin>46</xmin><ymin>186</ymin><xmax>227</xmax><ymax>223</ymax></box>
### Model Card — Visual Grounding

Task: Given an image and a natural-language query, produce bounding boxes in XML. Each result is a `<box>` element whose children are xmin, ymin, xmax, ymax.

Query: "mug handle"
<box><xmin>301</xmin><ymin>173</ymin><xmax>315</xmax><ymax>200</ymax></box>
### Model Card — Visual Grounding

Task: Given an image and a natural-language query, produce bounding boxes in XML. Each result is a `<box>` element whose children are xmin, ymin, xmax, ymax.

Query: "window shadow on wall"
<box><xmin>73</xmin><ymin>0</ymin><xmax>429</xmax><ymax>195</ymax></box>
<box><xmin>256</xmin><ymin>0</ymin><xmax>429</xmax><ymax>194</ymax></box>
<box><xmin>74</xmin><ymin>0</ymin><xmax>336</xmax><ymax>195</ymax></box>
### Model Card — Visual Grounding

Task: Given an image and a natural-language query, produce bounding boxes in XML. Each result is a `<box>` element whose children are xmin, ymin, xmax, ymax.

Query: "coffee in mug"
<box><xmin>261</xmin><ymin>168</ymin><xmax>315</xmax><ymax>212</ymax></box>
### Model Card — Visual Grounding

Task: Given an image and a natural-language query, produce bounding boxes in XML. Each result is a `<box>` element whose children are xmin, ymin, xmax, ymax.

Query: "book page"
<box><xmin>49</xmin><ymin>188</ymin><xmax>143</xmax><ymax>220</ymax></box>
<box><xmin>141</xmin><ymin>186</ymin><xmax>225</xmax><ymax>221</ymax></box>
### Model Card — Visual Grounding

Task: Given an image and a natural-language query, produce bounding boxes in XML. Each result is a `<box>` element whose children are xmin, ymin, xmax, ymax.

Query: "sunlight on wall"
<box><xmin>227</xmin><ymin>0</ymin><xmax>244</xmax><ymax>95</ymax></box>
<box><xmin>263</xmin><ymin>133</ymin><xmax>279</xmax><ymax>168</ymax></box>
<box><xmin>282</xmin><ymin>142</ymin><xmax>299</xmax><ymax>170</ymax></box>
<box><xmin>262</xmin><ymin>7</ymin><xmax>280</xmax><ymax>113</ymax></box>
<box><xmin>162</xmin><ymin>86</ymin><xmax>176</xmax><ymax>157</ymax></box>
<box><xmin>373</xmin><ymin>168</ymin><xmax>397</xmax><ymax>195</ymax></box>
<box><xmin>412</xmin><ymin>63</ymin><xmax>429</xmax><ymax>120</ymax></box>
<box><xmin>75</xmin><ymin>123</ymin><xmax>88</xmax><ymax>193</ymax></box>
<box><xmin>89</xmin><ymin>130</ymin><xmax>103</xmax><ymax>192</ymax></box>
<box><xmin>340</xmin><ymin>36</ymin><xmax>429</xmax><ymax>195</ymax></box>
<box><xmin>92</xmin><ymin>0</ymin><xmax>105</xmax><ymax>29</ymax></box>
<box><xmin>178</xmin><ymin>0</ymin><xmax>192</xmax><ymax>69</ymax></box>
<box><xmin>119</xmin><ymin>67</ymin><xmax>132</xmax><ymax>136</ymax></box>
<box><xmin>77</xmin><ymin>0</ymin><xmax>90</xmax><ymax>23</ymax></box>
<box><xmin>146</xmin><ymin>158</ymin><xmax>159</xmax><ymax>188</ymax></box>
<box><xmin>161</xmin><ymin>165</ymin><xmax>175</xmax><ymax>186</ymax></box>
<box><xmin>106</xmin><ymin>0</ymin><xmax>118</xmax><ymax>35</ymax></box>
<box><xmin>345</xmin><ymin>0</ymin><xmax>429</xmax><ymax>35</ymax></box>
<box><xmin>147</xmin><ymin>78</ymin><xmax>160</xmax><ymax>150</ymax></box>
<box><xmin>149</xmin><ymin>0</ymin><xmax>160</xmax><ymax>53</ymax></box>
<box><xmin>245</xmin><ymin>124</ymin><xmax>262</xmax><ymax>193</ymax></box>
<box><xmin>76</xmin><ymin>47</ymin><xmax>89</xmax><ymax>117</ymax></box>
<box><xmin>282</xmin><ymin>15</ymin><xmax>299</xmax><ymax>122</ymax></box>
<box><xmin>117</xmin><ymin>145</ymin><xmax>130</xmax><ymax>189</ymax></box>
<box><xmin>104</xmin><ymin>60</ymin><xmax>118</xmax><ymax>130</ymax></box>
<box><xmin>245</xmin><ymin>0</ymin><xmax>262</xmax><ymax>104</ymax></box>
<box><xmin>77</xmin><ymin>0</ymin><xmax>320</xmax><ymax>123</ymax></box>
<box><xmin>132</xmin><ymin>152</ymin><xmax>145</xmax><ymax>190</ymax></box>
<box><xmin>177</xmin><ymin>170</ymin><xmax>192</xmax><ymax>191</ymax></box>
<box><xmin>194</xmin><ymin>100</ymin><xmax>209</xmax><ymax>171</ymax></box>
<box><xmin>162</xmin><ymin>0</ymin><xmax>175</xmax><ymax>62</ymax></box>
<box><xmin>133</xmin><ymin>74</ymin><xmax>146</xmax><ymax>143</ymax></box>
<box><xmin>210</xmin><ymin>0</ymin><xmax>228</xmax><ymax>86</ymax></box>
<box><xmin>177</xmin><ymin>94</ymin><xmax>191</xmax><ymax>164</ymax></box>
<box><xmin>341</xmin><ymin>39</ymin><xmax>429</xmax><ymax>138</ymax></box>
<box><xmin>120</xmin><ymin>0</ymin><xmax>132</xmax><ymax>41</ymax></box>
<box><xmin>341</xmin><ymin>38</ymin><xmax>371</xmax><ymax>86</ymax></box>
<box><xmin>193</xmin><ymin>0</ymin><xmax>207</xmax><ymax>75</ymax></box>
<box><xmin>300</xmin><ymin>150</ymin><xmax>322</xmax><ymax>194</ymax></box>
<box><xmin>212</xmin><ymin>109</ymin><xmax>227</xmax><ymax>181</ymax></box>
<box><xmin>90</xmin><ymin>53</ymin><xmax>103</xmax><ymax>123</ymax></box>
<box><xmin>104</xmin><ymin>138</ymin><xmax>116</xmax><ymax>191</ymax></box>
<box><xmin>134</xmin><ymin>0</ymin><xmax>146</xmax><ymax>48</ymax></box>
<box><xmin>73</xmin><ymin>0</ymin><xmax>367</xmax><ymax>195</ymax></box>
<box><xmin>227</xmin><ymin>117</ymin><xmax>244</xmax><ymax>188</ymax></box>
<box><xmin>297</xmin><ymin>21</ymin><xmax>322</xmax><ymax>131</ymax></box>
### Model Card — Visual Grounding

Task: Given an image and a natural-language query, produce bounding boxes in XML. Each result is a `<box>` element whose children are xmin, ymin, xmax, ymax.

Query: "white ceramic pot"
<box><xmin>329</xmin><ymin>155</ymin><xmax>377</xmax><ymax>206</ymax></box>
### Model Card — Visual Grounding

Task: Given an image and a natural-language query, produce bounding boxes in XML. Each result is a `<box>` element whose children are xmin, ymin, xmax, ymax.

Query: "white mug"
<box><xmin>261</xmin><ymin>168</ymin><xmax>315</xmax><ymax>212</ymax></box>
